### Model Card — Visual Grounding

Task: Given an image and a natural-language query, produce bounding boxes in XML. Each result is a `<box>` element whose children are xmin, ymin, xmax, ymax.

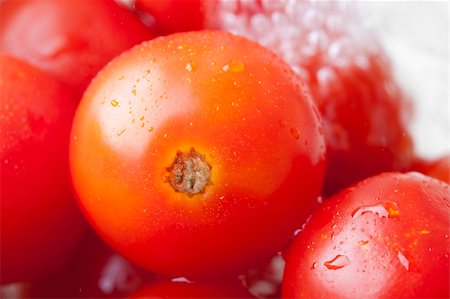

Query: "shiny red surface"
<box><xmin>283</xmin><ymin>172</ymin><xmax>450</xmax><ymax>298</ymax></box>
<box><xmin>70</xmin><ymin>31</ymin><xmax>326</xmax><ymax>277</ymax></box>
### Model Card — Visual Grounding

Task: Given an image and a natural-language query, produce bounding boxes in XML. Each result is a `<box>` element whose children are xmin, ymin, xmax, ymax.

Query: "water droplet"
<box><xmin>222</xmin><ymin>60</ymin><xmax>245</xmax><ymax>73</ymax></box>
<box><xmin>118</xmin><ymin>75</ymin><xmax>125</xmax><ymax>80</ymax></box>
<box><xmin>110</xmin><ymin>99</ymin><xmax>119</xmax><ymax>107</ymax></box>
<box><xmin>148</xmin><ymin>127</ymin><xmax>154</xmax><ymax>132</ymax></box>
<box><xmin>397</xmin><ymin>251</ymin><xmax>409</xmax><ymax>271</ymax></box>
<box><xmin>185</xmin><ymin>61</ymin><xmax>196</xmax><ymax>72</ymax></box>
<box><xmin>351</xmin><ymin>201</ymin><xmax>399</xmax><ymax>219</ymax></box>
<box><xmin>290</xmin><ymin>127</ymin><xmax>300</xmax><ymax>139</ymax></box>
<box><xmin>311</xmin><ymin>262</ymin><xmax>317</xmax><ymax>270</ymax></box>
<box><xmin>324</xmin><ymin>255</ymin><xmax>350</xmax><ymax>270</ymax></box>
<box><xmin>419</xmin><ymin>229</ymin><xmax>430</xmax><ymax>235</ymax></box>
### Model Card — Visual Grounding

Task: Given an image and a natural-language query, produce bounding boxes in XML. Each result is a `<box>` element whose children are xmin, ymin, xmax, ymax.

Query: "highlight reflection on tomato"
<box><xmin>70</xmin><ymin>31</ymin><xmax>326</xmax><ymax>277</ymax></box>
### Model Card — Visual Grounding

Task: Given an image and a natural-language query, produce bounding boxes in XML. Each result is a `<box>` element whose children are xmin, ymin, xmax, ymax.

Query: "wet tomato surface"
<box><xmin>282</xmin><ymin>172</ymin><xmax>450</xmax><ymax>298</ymax></box>
<box><xmin>70</xmin><ymin>31</ymin><xmax>326</xmax><ymax>278</ymax></box>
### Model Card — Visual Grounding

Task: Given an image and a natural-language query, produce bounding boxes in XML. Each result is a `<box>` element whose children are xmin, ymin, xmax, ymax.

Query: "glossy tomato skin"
<box><xmin>129</xmin><ymin>279</ymin><xmax>254</xmax><ymax>298</ymax></box>
<box><xmin>71</xmin><ymin>31</ymin><xmax>326</xmax><ymax>277</ymax></box>
<box><xmin>135</xmin><ymin>0</ymin><xmax>204</xmax><ymax>34</ymax></box>
<box><xmin>0</xmin><ymin>0</ymin><xmax>157</xmax><ymax>97</ymax></box>
<box><xmin>282</xmin><ymin>172</ymin><xmax>450</xmax><ymax>298</ymax></box>
<box><xmin>0</xmin><ymin>55</ymin><xmax>86</xmax><ymax>284</ymax></box>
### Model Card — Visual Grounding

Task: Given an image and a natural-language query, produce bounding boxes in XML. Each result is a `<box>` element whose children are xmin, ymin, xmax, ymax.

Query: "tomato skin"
<box><xmin>70</xmin><ymin>31</ymin><xmax>326</xmax><ymax>277</ymax></box>
<box><xmin>130</xmin><ymin>279</ymin><xmax>254</xmax><ymax>298</ymax></box>
<box><xmin>0</xmin><ymin>0</ymin><xmax>157</xmax><ymax>97</ymax></box>
<box><xmin>282</xmin><ymin>172</ymin><xmax>450</xmax><ymax>298</ymax></box>
<box><xmin>0</xmin><ymin>55</ymin><xmax>86</xmax><ymax>284</ymax></box>
<box><xmin>136</xmin><ymin>0</ymin><xmax>204</xmax><ymax>34</ymax></box>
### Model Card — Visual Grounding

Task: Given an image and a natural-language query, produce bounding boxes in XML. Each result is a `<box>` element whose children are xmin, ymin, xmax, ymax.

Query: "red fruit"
<box><xmin>70</xmin><ymin>31</ymin><xmax>325</xmax><ymax>277</ymax></box>
<box><xmin>283</xmin><ymin>172</ymin><xmax>450</xmax><ymax>298</ymax></box>
<box><xmin>208</xmin><ymin>1</ymin><xmax>414</xmax><ymax>195</ymax></box>
<box><xmin>0</xmin><ymin>0</ymin><xmax>157</xmax><ymax>97</ymax></box>
<box><xmin>0</xmin><ymin>55</ymin><xmax>86</xmax><ymax>284</ymax></box>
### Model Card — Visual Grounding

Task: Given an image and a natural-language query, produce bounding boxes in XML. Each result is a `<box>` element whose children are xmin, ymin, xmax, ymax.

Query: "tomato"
<box><xmin>208</xmin><ymin>1</ymin><xmax>414</xmax><ymax>196</ymax></box>
<box><xmin>70</xmin><ymin>31</ymin><xmax>326</xmax><ymax>277</ymax></box>
<box><xmin>28</xmin><ymin>230</ymin><xmax>155</xmax><ymax>298</ymax></box>
<box><xmin>135</xmin><ymin>0</ymin><xmax>204</xmax><ymax>34</ymax></box>
<box><xmin>282</xmin><ymin>172</ymin><xmax>450</xmax><ymax>298</ymax></box>
<box><xmin>0</xmin><ymin>0</ymin><xmax>157</xmax><ymax>98</ymax></box>
<box><xmin>412</xmin><ymin>155</ymin><xmax>450</xmax><ymax>184</ymax></box>
<box><xmin>129</xmin><ymin>279</ymin><xmax>253</xmax><ymax>298</ymax></box>
<box><xmin>0</xmin><ymin>55</ymin><xmax>86</xmax><ymax>284</ymax></box>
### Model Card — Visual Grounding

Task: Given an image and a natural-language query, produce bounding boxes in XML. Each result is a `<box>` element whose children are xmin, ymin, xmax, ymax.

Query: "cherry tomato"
<box><xmin>70</xmin><ymin>31</ymin><xmax>326</xmax><ymax>277</ymax></box>
<box><xmin>135</xmin><ymin>0</ymin><xmax>204</xmax><ymax>34</ymax></box>
<box><xmin>412</xmin><ymin>155</ymin><xmax>450</xmax><ymax>184</ymax></box>
<box><xmin>0</xmin><ymin>0</ymin><xmax>157</xmax><ymax>97</ymax></box>
<box><xmin>0</xmin><ymin>55</ymin><xmax>86</xmax><ymax>284</ymax></box>
<box><xmin>129</xmin><ymin>279</ymin><xmax>253</xmax><ymax>298</ymax></box>
<box><xmin>28</xmin><ymin>230</ymin><xmax>155</xmax><ymax>298</ymax></box>
<box><xmin>282</xmin><ymin>172</ymin><xmax>450</xmax><ymax>298</ymax></box>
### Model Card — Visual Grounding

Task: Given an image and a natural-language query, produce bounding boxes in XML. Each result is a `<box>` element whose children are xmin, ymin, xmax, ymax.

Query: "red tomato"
<box><xmin>412</xmin><ymin>155</ymin><xmax>450</xmax><ymax>184</ymax></box>
<box><xmin>0</xmin><ymin>0</ymin><xmax>157</xmax><ymax>97</ymax></box>
<box><xmin>282</xmin><ymin>172</ymin><xmax>450</xmax><ymax>298</ymax></box>
<box><xmin>70</xmin><ymin>31</ymin><xmax>326</xmax><ymax>277</ymax></box>
<box><xmin>28</xmin><ymin>230</ymin><xmax>155</xmax><ymax>298</ymax></box>
<box><xmin>135</xmin><ymin>0</ymin><xmax>204</xmax><ymax>34</ymax></box>
<box><xmin>0</xmin><ymin>55</ymin><xmax>86</xmax><ymax>284</ymax></box>
<box><xmin>129</xmin><ymin>279</ymin><xmax>253</xmax><ymax>298</ymax></box>
<box><xmin>208</xmin><ymin>1</ymin><xmax>414</xmax><ymax>196</ymax></box>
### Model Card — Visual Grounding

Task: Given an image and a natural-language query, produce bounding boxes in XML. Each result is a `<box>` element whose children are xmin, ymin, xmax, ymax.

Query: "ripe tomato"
<box><xmin>129</xmin><ymin>279</ymin><xmax>253</xmax><ymax>298</ymax></box>
<box><xmin>282</xmin><ymin>172</ymin><xmax>450</xmax><ymax>298</ymax></box>
<box><xmin>0</xmin><ymin>0</ymin><xmax>157</xmax><ymax>97</ymax></box>
<box><xmin>208</xmin><ymin>1</ymin><xmax>414</xmax><ymax>196</ymax></box>
<box><xmin>135</xmin><ymin>0</ymin><xmax>204</xmax><ymax>34</ymax></box>
<box><xmin>70</xmin><ymin>31</ymin><xmax>326</xmax><ymax>277</ymax></box>
<box><xmin>0</xmin><ymin>55</ymin><xmax>86</xmax><ymax>284</ymax></box>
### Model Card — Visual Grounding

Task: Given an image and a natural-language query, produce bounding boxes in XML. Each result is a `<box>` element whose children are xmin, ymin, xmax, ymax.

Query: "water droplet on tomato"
<box><xmin>324</xmin><ymin>255</ymin><xmax>350</xmax><ymax>270</ymax></box>
<box><xmin>397</xmin><ymin>251</ymin><xmax>409</xmax><ymax>271</ymax></box>
<box><xmin>222</xmin><ymin>60</ymin><xmax>245</xmax><ymax>73</ymax></box>
<box><xmin>111</xmin><ymin>99</ymin><xmax>119</xmax><ymax>107</ymax></box>
<box><xmin>311</xmin><ymin>262</ymin><xmax>317</xmax><ymax>270</ymax></box>
<box><xmin>290</xmin><ymin>127</ymin><xmax>300</xmax><ymax>139</ymax></box>
<box><xmin>351</xmin><ymin>201</ymin><xmax>399</xmax><ymax>219</ymax></box>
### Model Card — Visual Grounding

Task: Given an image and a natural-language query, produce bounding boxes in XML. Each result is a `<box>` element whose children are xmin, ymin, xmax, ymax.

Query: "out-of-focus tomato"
<box><xmin>129</xmin><ymin>279</ymin><xmax>254</xmax><ymax>298</ymax></box>
<box><xmin>70</xmin><ymin>31</ymin><xmax>326</xmax><ymax>277</ymax></box>
<box><xmin>0</xmin><ymin>55</ymin><xmax>86</xmax><ymax>284</ymax></box>
<box><xmin>283</xmin><ymin>172</ymin><xmax>450</xmax><ymax>298</ymax></box>
<box><xmin>135</xmin><ymin>0</ymin><xmax>204</xmax><ymax>34</ymax></box>
<box><xmin>28</xmin><ymin>230</ymin><xmax>155</xmax><ymax>298</ymax></box>
<box><xmin>412</xmin><ymin>155</ymin><xmax>450</xmax><ymax>184</ymax></box>
<box><xmin>0</xmin><ymin>0</ymin><xmax>157</xmax><ymax>97</ymax></box>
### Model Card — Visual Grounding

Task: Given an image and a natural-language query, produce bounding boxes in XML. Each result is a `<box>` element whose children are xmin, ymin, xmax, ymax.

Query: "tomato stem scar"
<box><xmin>168</xmin><ymin>148</ymin><xmax>211</xmax><ymax>196</ymax></box>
